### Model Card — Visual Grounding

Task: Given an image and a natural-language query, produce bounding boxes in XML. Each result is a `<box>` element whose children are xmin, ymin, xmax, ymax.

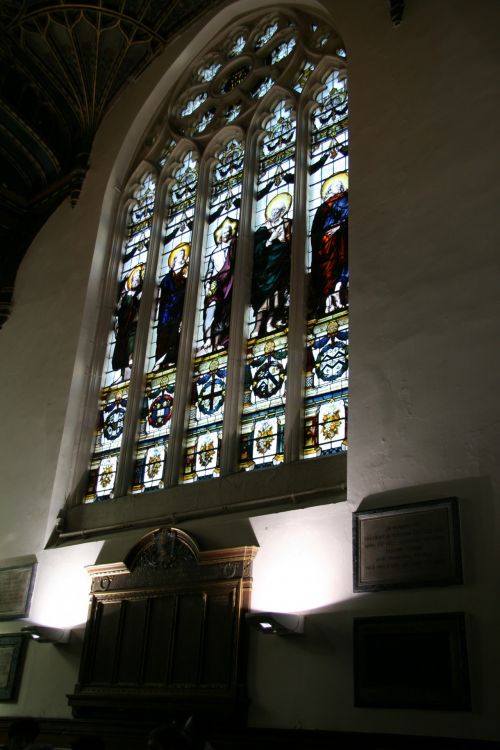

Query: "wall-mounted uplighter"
<box><xmin>21</xmin><ymin>625</ymin><xmax>70</xmax><ymax>644</ymax></box>
<box><xmin>245</xmin><ymin>611</ymin><xmax>304</xmax><ymax>635</ymax></box>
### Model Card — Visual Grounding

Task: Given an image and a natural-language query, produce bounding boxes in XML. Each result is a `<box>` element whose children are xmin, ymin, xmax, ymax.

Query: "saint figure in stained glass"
<box><xmin>112</xmin><ymin>263</ymin><xmax>145</xmax><ymax>380</ymax></box>
<box><xmin>251</xmin><ymin>192</ymin><xmax>292</xmax><ymax>337</ymax></box>
<box><xmin>309</xmin><ymin>174</ymin><xmax>348</xmax><ymax>317</ymax></box>
<box><xmin>154</xmin><ymin>242</ymin><xmax>190</xmax><ymax>371</ymax></box>
<box><xmin>201</xmin><ymin>217</ymin><xmax>238</xmax><ymax>353</ymax></box>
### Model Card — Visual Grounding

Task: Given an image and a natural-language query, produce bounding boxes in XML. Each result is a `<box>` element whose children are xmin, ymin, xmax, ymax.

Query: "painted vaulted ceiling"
<box><xmin>0</xmin><ymin>0</ymin><xmax>221</xmax><ymax>326</ymax></box>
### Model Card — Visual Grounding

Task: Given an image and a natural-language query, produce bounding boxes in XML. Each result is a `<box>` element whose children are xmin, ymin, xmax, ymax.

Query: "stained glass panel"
<box><xmin>270</xmin><ymin>37</ymin><xmax>296</xmax><ymax>64</ymax></box>
<box><xmin>228</xmin><ymin>35</ymin><xmax>246</xmax><ymax>57</ymax></box>
<box><xmin>197</xmin><ymin>62</ymin><xmax>222</xmax><ymax>82</ymax></box>
<box><xmin>183</xmin><ymin>139</ymin><xmax>244</xmax><ymax>482</ymax></box>
<box><xmin>304</xmin><ymin>69</ymin><xmax>349</xmax><ymax>458</ymax></box>
<box><xmin>293</xmin><ymin>60</ymin><xmax>315</xmax><ymax>93</ymax></box>
<box><xmin>251</xmin><ymin>77</ymin><xmax>274</xmax><ymax>99</ymax></box>
<box><xmin>194</xmin><ymin>108</ymin><xmax>216</xmax><ymax>133</ymax></box>
<box><xmin>85</xmin><ymin>174</ymin><xmax>156</xmax><ymax>502</ymax></box>
<box><xmin>132</xmin><ymin>153</ymin><xmax>198</xmax><ymax>493</ymax></box>
<box><xmin>179</xmin><ymin>92</ymin><xmax>207</xmax><ymax>117</ymax></box>
<box><xmin>219</xmin><ymin>65</ymin><xmax>251</xmax><ymax>94</ymax></box>
<box><xmin>240</xmin><ymin>101</ymin><xmax>296</xmax><ymax>470</ymax></box>
<box><xmin>224</xmin><ymin>103</ymin><xmax>241</xmax><ymax>123</ymax></box>
<box><xmin>255</xmin><ymin>22</ymin><xmax>279</xmax><ymax>50</ymax></box>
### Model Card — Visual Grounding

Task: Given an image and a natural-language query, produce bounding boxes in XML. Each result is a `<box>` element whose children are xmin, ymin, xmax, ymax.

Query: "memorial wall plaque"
<box><xmin>0</xmin><ymin>564</ymin><xmax>37</xmax><ymax>619</ymax></box>
<box><xmin>353</xmin><ymin>498</ymin><xmax>462</xmax><ymax>591</ymax></box>
<box><xmin>353</xmin><ymin>612</ymin><xmax>471</xmax><ymax>710</ymax></box>
<box><xmin>0</xmin><ymin>634</ymin><xmax>28</xmax><ymax>701</ymax></box>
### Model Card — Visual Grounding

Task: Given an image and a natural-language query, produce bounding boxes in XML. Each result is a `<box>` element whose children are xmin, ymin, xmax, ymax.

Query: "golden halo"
<box><xmin>265</xmin><ymin>192</ymin><xmax>292</xmax><ymax>221</ymax></box>
<box><xmin>214</xmin><ymin>217</ymin><xmax>238</xmax><ymax>244</ymax></box>
<box><xmin>168</xmin><ymin>242</ymin><xmax>190</xmax><ymax>269</ymax></box>
<box><xmin>321</xmin><ymin>172</ymin><xmax>348</xmax><ymax>201</ymax></box>
<box><xmin>126</xmin><ymin>263</ymin><xmax>145</xmax><ymax>290</ymax></box>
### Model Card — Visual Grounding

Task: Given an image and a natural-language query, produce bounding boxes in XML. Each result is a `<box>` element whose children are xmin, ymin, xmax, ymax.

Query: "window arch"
<box><xmin>83</xmin><ymin>8</ymin><xmax>348</xmax><ymax>505</ymax></box>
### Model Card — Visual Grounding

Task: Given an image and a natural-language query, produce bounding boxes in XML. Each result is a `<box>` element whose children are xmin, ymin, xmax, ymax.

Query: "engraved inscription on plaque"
<box><xmin>0</xmin><ymin>565</ymin><xmax>36</xmax><ymax>619</ymax></box>
<box><xmin>353</xmin><ymin>498</ymin><xmax>462</xmax><ymax>591</ymax></box>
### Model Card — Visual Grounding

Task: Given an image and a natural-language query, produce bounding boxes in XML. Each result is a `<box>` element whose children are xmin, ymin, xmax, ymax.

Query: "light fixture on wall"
<box><xmin>245</xmin><ymin>611</ymin><xmax>304</xmax><ymax>635</ymax></box>
<box><xmin>21</xmin><ymin>625</ymin><xmax>70</xmax><ymax>644</ymax></box>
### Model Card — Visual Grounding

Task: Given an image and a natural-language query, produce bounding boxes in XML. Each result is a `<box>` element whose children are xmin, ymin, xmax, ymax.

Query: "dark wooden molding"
<box><xmin>69</xmin><ymin>528</ymin><xmax>257</xmax><ymax>724</ymax></box>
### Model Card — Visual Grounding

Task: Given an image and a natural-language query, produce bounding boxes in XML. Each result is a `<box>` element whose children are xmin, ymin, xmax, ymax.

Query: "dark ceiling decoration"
<box><xmin>389</xmin><ymin>0</ymin><xmax>405</xmax><ymax>26</ymax></box>
<box><xmin>0</xmin><ymin>0</ymin><xmax>221</xmax><ymax>327</ymax></box>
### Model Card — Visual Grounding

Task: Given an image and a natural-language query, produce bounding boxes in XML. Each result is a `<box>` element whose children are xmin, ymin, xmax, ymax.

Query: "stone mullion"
<box><xmin>284</xmin><ymin>100</ymin><xmax>309</xmax><ymax>463</ymax></box>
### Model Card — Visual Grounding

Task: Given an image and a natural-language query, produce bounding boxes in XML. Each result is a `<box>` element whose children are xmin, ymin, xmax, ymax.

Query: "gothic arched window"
<box><xmin>83</xmin><ymin>9</ymin><xmax>348</xmax><ymax>507</ymax></box>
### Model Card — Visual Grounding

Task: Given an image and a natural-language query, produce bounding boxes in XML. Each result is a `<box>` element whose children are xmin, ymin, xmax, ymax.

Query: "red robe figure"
<box><xmin>309</xmin><ymin>174</ymin><xmax>348</xmax><ymax>317</ymax></box>
<box><xmin>200</xmin><ymin>216</ymin><xmax>238</xmax><ymax>354</ymax></box>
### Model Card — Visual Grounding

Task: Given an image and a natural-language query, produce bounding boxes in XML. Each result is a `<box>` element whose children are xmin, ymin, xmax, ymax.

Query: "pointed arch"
<box><xmin>70</xmin><ymin>4</ymin><xmax>348</xmax><ymax>533</ymax></box>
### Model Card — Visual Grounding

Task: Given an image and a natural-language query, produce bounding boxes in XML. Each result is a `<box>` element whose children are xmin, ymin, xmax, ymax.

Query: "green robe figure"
<box><xmin>251</xmin><ymin>192</ymin><xmax>292</xmax><ymax>337</ymax></box>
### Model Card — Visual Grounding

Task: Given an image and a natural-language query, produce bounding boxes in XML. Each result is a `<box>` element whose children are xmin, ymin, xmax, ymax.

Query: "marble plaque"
<box><xmin>353</xmin><ymin>498</ymin><xmax>462</xmax><ymax>591</ymax></box>
<box><xmin>0</xmin><ymin>564</ymin><xmax>36</xmax><ymax>619</ymax></box>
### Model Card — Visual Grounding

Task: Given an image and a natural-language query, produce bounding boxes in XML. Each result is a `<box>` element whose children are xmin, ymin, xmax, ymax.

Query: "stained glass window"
<box><xmin>83</xmin><ymin>9</ymin><xmax>348</xmax><ymax>505</ymax></box>
<box><xmin>85</xmin><ymin>174</ymin><xmax>156</xmax><ymax>502</ymax></box>
<box><xmin>240</xmin><ymin>101</ymin><xmax>295</xmax><ymax>470</ymax></box>
<box><xmin>304</xmin><ymin>69</ymin><xmax>349</xmax><ymax>458</ymax></box>
<box><xmin>183</xmin><ymin>138</ymin><xmax>244</xmax><ymax>482</ymax></box>
<box><xmin>132</xmin><ymin>152</ymin><xmax>198</xmax><ymax>493</ymax></box>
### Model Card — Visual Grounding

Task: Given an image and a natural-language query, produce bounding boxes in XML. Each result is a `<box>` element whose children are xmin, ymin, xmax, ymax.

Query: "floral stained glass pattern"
<box><xmin>85</xmin><ymin>174</ymin><xmax>156</xmax><ymax>502</ymax></box>
<box><xmin>132</xmin><ymin>153</ymin><xmax>198</xmax><ymax>493</ymax></box>
<box><xmin>240</xmin><ymin>101</ymin><xmax>296</xmax><ymax>470</ymax></box>
<box><xmin>183</xmin><ymin>139</ymin><xmax>244</xmax><ymax>482</ymax></box>
<box><xmin>304</xmin><ymin>69</ymin><xmax>349</xmax><ymax>457</ymax></box>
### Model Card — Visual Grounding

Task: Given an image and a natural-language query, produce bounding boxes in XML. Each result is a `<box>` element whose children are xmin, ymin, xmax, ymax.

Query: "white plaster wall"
<box><xmin>0</xmin><ymin>0</ymin><xmax>499</xmax><ymax>740</ymax></box>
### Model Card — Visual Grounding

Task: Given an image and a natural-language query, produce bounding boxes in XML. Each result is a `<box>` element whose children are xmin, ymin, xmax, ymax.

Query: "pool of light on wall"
<box><xmin>250</xmin><ymin>505</ymin><xmax>348</xmax><ymax>613</ymax></box>
<box><xmin>27</xmin><ymin>542</ymin><xmax>104</xmax><ymax>629</ymax></box>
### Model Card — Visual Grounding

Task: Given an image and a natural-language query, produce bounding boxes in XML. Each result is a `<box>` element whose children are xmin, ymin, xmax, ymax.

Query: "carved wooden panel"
<box><xmin>69</xmin><ymin>528</ymin><xmax>257</xmax><ymax>723</ymax></box>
